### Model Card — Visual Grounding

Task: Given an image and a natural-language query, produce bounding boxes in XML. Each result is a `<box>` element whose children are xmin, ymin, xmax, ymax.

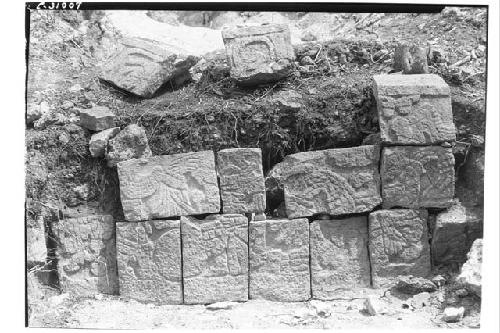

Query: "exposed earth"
<box><xmin>26</xmin><ymin>7</ymin><xmax>487</xmax><ymax>329</ymax></box>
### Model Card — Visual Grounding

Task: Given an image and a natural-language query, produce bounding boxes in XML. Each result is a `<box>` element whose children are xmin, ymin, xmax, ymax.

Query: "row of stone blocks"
<box><xmin>52</xmin><ymin>209</ymin><xmax>439</xmax><ymax>304</ymax></box>
<box><xmin>117</xmin><ymin>144</ymin><xmax>455</xmax><ymax>222</ymax></box>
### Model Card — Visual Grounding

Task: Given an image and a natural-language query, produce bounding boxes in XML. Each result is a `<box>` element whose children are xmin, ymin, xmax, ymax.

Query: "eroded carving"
<box><xmin>181</xmin><ymin>214</ymin><xmax>248</xmax><ymax>304</ymax></box>
<box><xmin>117</xmin><ymin>151</ymin><xmax>220</xmax><ymax>221</ymax></box>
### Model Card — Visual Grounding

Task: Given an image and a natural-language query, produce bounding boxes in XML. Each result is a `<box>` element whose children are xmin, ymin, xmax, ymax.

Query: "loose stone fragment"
<box><xmin>106</xmin><ymin>124</ymin><xmax>152</xmax><ymax>168</ymax></box>
<box><xmin>442</xmin><ymin>307</ymin><xmax>465</xmax><ymax>323</ymax></box>
<box><xmin>79</xmin><ymin>106</ymin><xmax>116</xmax><ymax>131</ymax></box>
<box><xmin>381</xmin><ymin>146</ymin><xmax>455</xmax><ymax>208</ymax></box>
<box><xmin>89</xmin><ymin>127</ymin><xmax>120</xmax><ymax>158</ymax></box>
<box><xmin>116</xmin><ymin>220</ymin><xmax>182</xmax><ymax>304</ymax></box>
<box><xmin>51</xmin><ymin>215</ymin><xmax>118</xmax><ymax>296</ymax></box>
<box><xmin>282</xmin><ymin>145</ymin><xmax>382</xmax><ymax>218</ymax></box>
<box><xmin>310</xmin><ymin>217</ymin><xmax>371</xmax><ymax>299</ymax></box>
<box><xmin>364</xmin><ymin>296</ymin><xmax>389</xmax><ymax>316</ymax></box>
<box><xmin>249</xmin><ymin>218</ymin><xmax>310</xmax><ymax>302</ymax></box>
<box><xmin>431</xmin><ymin>201</ymin><xmax>483</xmax><ymax>265</ymax></box>
<box><xmin>100</xmin><ymin>38</ymin><xmax>198</xmax><ymax>98</ymax></box>
<box><xmin>456</xmin><ymin>239</ymin><xmax>482</xmax><ymax>298</ymax></box>
<box><xmin>217</xmin><ymin>148</ymin><xmax>266</xmax><ymax>214</ymax></box>
<box><xmin>222</xmin><ymin>24</ymin><xmax>295</xmax><ymax>85</ymax></box>
<box><xmin>396</xmin><ymin>275</ymin><xmax>437</xmax><ymax>295</ymax></box>
<box><xmin>369</xmin><ymin>209</ymin><xmax>432</xmax><ymax>288</ymax></box>
<box><xmin>393</xmin><ymin>43</ymin><xmax>429</xmax><ymax>74</ymax></box>
<box><xmin>182</xmin><ymin>214</ymin><xmax>248</xmax><ymax>304</ymax></box>
<box><xmin>117</xmin><ymin>150</ymin><xmax>220</xmax><ymax>221</ymax></box>
<box><xmin>373</xmin><ymin>74</ymin><xmax>455</xmax><ymax>144</ymax></box>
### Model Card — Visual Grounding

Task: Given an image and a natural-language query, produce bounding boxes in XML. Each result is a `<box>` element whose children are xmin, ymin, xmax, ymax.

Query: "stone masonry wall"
<box><xmin>50</xmin><ymin>74</ymin><xmax>478</xmax><ymax>304</ymax></box>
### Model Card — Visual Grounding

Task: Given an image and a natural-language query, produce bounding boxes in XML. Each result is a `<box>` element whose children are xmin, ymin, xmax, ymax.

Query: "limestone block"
<box><xmin>310</xmin><ymin>217</ymin><xmax>371</xmax><ymax>299</ymax></box>
<box><xmin>106</xmin><ymin>124</ymin><xmax>152</xmax><ymax>168</ymax></box>
<box><xmin>373</xmin><ymin>74</ymin><xmax>456</xmax><ymax>144</ymax></box>
<box><xmin>282</xmin><ymin>145</ymin><xmax>382</xmax><ymax>218</ymax></box>
<box><xmin>182</xmin><ymin>214</ymin><xmax>248</xmax><ymax>304</ymax></box>
<box><xmin>217</xmin><ymin>148</ymin><xmax>266</xmax><ymax>214</ymax></box>
<box><xmin>393</xmin><ymin>43</ymin><xmax>429</xmax><ymax>74</ymax></box>
<box><xmin>381</xmin><ymin>146</ymin><xmax>455</xmax><ymax>208</ymax></box>
<box><xmin>89</xmin><ymin>127</ymin><xmax>120</xmax><ymax>158</ymax></box>
<box><xmin>222</xmin><ymin>24</ymin><xmax>295</xmax><ymax>85</ymax></box>
<box><xmin>116</xmin><ymin>220</ymin><xmax>182</xmax><ymax>304</ymax></box>
<box><xmin>249</xmin><ymin>218</ymin><xmax>310</xmax><ymax>301</ymax></box>
<box><xmin>431</xmin><ymin>201</ymin><xmax>483</xmax><ymax>265</ymax></box>
<box><xmin>51</xmin><ymin>215</ymin><xmax>118</xmax><ymax>295</ymax></box>
<box><xmin>456</xmin><ymin>239</ymin><xmax>482</xmax><ymax>297</ymax></box>
<box><xmin>100</xmin><ymin>38</ymin><xmax>198</xmax><ymax>98</ymax></box>
<box><xmin>79</xmin><ymin>106</ymin><xmax>115</xmax><ymax>131</ymax></box>
<box><xmin>117</xmin><ymin>150</ymin><xmax>220</xmax><ymax>221</ymax></box>
<box><xmin>369</xmin><ymin>209</ymin><xmax>431</xmax><ymax>288</ymax></box>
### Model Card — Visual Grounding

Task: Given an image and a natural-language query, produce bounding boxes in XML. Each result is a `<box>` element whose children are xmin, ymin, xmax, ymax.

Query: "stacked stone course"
<box><xmin>51</xmin><ymin>73</ymin><xmax>480</xmax><ymax>305</ymax></box>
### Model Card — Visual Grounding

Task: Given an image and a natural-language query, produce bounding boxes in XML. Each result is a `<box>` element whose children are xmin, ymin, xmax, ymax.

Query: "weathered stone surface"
<box><xmin>27</xmin><ymin>221</ymin><xmax>47</xmax><ymax>265</ymax></box>
<box><xmin>393</xmin><ymin>43</ymin><xmax>429</xmax><ymax>74</ymax></box>
<box><xmin>222</xmin><ymin>24</ymin><xmax>295</xmax><ymax>85</ymax></box>
<box><xmin>100</xmin><ymin>38</ymin><xmax>198</xmax><ymax>98</ymax></box>
<box><xmin>182</xmin><ymin>214</ymin><xmax>248</xmax><ymax>304</ymax></box>
<box><xmin>282</xmin><ymin>145</ymin><xmax>381</xmax><ymax>218</ymax></box>
<box><xmin>217</xmin><ymin>148</ymin><xmax>266</xmax><ymax>214</ymax></box>
<box><xmin>116</xmin><ymin>220</ymin><xmax>182</xmax><ymax>304</ymax></box>
<box><xmin>51</xmin><ymin>215</ymin><xmax>118</xmax><ymax>295</ymax></box>
<box><xmin>373</xmin><ymin>74</ymin><xmax>455</xmax><ymax>144</ymax></box>
<box><xmin>89</xmin><ymin>127</ymin><xmax>120</xmax><ymax>158</ymax></box>
<box><xmin>249</xmin><ymin>218</ymin><xmax>310</xmax><ymax>301</ymax></box>
<box><xmin>395</xmin><ymin>276</ymin><xmax>437</xmax><ymax>295</ymax></box>
<box><xmin>456</xmin><ymin>239</ymin><xmax>482</xmax><ymax>297</ymax></box>
<box><xmin>117</xmin><ymin>150</ymin><xmax>220</xmax><ymax>221</ymax></box>
<box><xmin>431</xmin><ymin>201</ymin><xmax>483</xmax><ymax>265</ymax></box>
<box><xmin>381</xmin><ymin>146</ymin><xmax>455</xmax><ymax>208</ymax></box>
<box><xmin>79</xmin><ymin>106</ymin><xmax>116</xmax><ymax>131</ymax></box>
<box><xmin>369</xmin><ymin>209</ymin><xmax>432</xmax><ymax>288</ymax></box>
<box><xmin>442</xmin><ymin>307</ymin><xmax>465</xmax><ymax>323</ymax></box>
<box><xmin>106</xmin><ymin>124</ymin><xmax>152</xmax><ymax>168</ymax></box>
<box><xmin>310</xmin><ymin>217</ymin><xmax>370</xmax><ymax>299</ymax></box>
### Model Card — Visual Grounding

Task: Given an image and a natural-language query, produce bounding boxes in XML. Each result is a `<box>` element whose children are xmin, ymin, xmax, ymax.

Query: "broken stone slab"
<box><xmin>381</xmin><ymin>146</ymin><xmax>455</xmax><ymax>208</ymax></box>
<box><xmin>364</xmin><ymin>296</ymin><xmax>389</xmax><ymax>316</ymax></box>
<box><xmin>222</xmin><ymin>24</ymin><xmax>295</xmax><ymax>86</ymax></box>
<box><xmin>116</xmin><ymin>220</ymin><xmax>182</xmax><ymax>304</ymax></box>
<box><xmin>373</xmin><ymin>74</ymin><xmax>455</xmax><ymax>145</ymax></box>
<box><xmin>106</xmin><ymin>124</ymin><xmax>152</xmax><ymax>168</ymax></box>
<box><xmin>282</xmin><ymin>145</ymin><xmax>382</xmax><ymax>218</ymax></box>
<box><xmin>117</xmin><ymin>150</ymin><xmax>220</xmax><ymax>221</ymax></box>
<box><xmin>181</xmin><ymin>214</ymin><xmax>248</xmax><ymax>304</ymax></box>
<box><xmin>100</xmin><ymin>37</ymin><xmax>198</xmax><ymax>98</ymax></box>
<box><xmin>89</xmin><ymin>127</ymin><xmax>120</xmax><ymax>158</ymax></box>
<box><xmin>456</xmin><ymin>239</ymin><xmax>482</xmax><ymax>298</ymax></box>
<box><xmin>249</xmin><ymin>218</ymin><xmax>310</xmax><ymax>302</ymax></box>
<box><xmin>51</xmin><ymin>215</ymin><xmax>119</xmax><ymax>296</ymax></box>
<box><xmin>79</xmin><ymin>106</ymin><xmax>116</xmax><ymax>132</ymax></box>
<box><xmin>393</xmin><ymin>43</ymin><xmax>429</xmax><ymax>74</ymax></box>
<box><xmin>310</xmin><ymin>216</ymin><xmax>371</xmax><ymax>299</ymax></box>
<box><xmin>27</xmin><ymin>224</ymin><xmax>47</xmax><ymax>266</ymax></box>
<box><xmin>395</xmin><ymin>276</ymin><xmax>437</xmax><ymax>295</ymax></box>
<box><xmin>431</xmin><ymin>201</ymin><xmax>483</xmax><ymax>266</ymax></box>
<box><xmin>369</xmin><ymin>209</ymin><xmax>432</xmax><ymax>288</ymax></box>
<box><xmin>217</xmin><ymin>148</ymin><xmax>266</xmax><ymax>214</ymax></box>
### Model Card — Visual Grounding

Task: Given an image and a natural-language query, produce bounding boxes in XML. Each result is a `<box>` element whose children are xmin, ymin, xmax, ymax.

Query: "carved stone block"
<box><xmin>369</xmin><ymin>209</ymin><xmax>432</xmax><ymax>288</ymax></box>
<box><xmin>381</xmin><ymin>146</ymin><xmax>455</xmax><ymax>208</ymax></box>
<box><xmin>373</xmin><ymin>74</ymin><xmax>455</xmax><ymax>144</ymax></box>
<box><xmin>117</xmin><ymin>150</ymin><xmax>220</xmax><ymax>221</ymax></box>
<box><xmin>249</xmin><ymin>218</ymin><xmax>310</xmax><ymax>301</ymax></box>
<box><xmin>282</xmin><ymin>145</ymin><xmax>382</xmax><ymax>218</ymax></box>
<box><xmin>222</xmin><ymin>24</ymin><xmax>295</xmax><ymax>85</ymax></box>
<box><xmin>217</xmin><ymin>148</ymin><xmax>266</xmax><ymax>214</ymax></box>
<box><xmin>116</xmin><ymin>220</ymin><xmax>182</xmax><ymax>304</ymax></box>
<box><xmin>51</xmin><ymin>215</ymin><xmax>118</xmax><ymax>295</ymax></box>
<box><xmin>182</xmin><ymin>214</ymin><xmax>248</xmax><ymax>304</ymax></box>
<box><xmin>310</xmin><ymin>217</ymin><xmax>371</xmax><ymax>299</ymax></box>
